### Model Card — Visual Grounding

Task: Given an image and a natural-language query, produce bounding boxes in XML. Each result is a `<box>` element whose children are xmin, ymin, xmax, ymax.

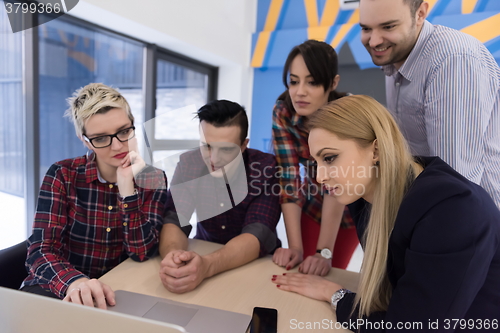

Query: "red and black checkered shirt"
<box><xmin>22</xmin><ymin>153</ymin><xmax>167</xmax><ymax>298</ymax></box>
<box><xmin>164</xmin><ymin>148</ymin><xmax>282</xmax><ymax>257</ymax></box>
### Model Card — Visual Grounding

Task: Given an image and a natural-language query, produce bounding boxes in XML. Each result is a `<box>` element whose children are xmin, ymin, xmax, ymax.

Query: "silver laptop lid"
<box><xmin>0</xmin><ymin>287</ymin><xmax>186</xmax><ymax>333</ymax></box>
<box><xmin>109</xmin><ymin>289</ymin><xmax>252</xmax><ymax>333</ymax></box>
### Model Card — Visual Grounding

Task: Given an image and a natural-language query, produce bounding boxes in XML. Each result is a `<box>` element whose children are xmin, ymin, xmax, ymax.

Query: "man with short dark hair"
<box><xmin>159</xmin><ymin>100</ymin><xmax>281</xmax><ymax>293</ymax></box>
<box><xmin>359</xmin><ymin>0</ymin><xmax>500</xmax><ymax>208</ymax></box>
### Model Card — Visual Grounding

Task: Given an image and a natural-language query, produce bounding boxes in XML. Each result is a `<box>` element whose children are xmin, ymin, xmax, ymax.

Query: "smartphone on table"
<box><xmin>248</xmin><ymin>306</ymin><xmax>277</xmax><ymax>333</ymax></box>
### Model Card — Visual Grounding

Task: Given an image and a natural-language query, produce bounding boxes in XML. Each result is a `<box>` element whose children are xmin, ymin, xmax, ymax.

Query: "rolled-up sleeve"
<box><xmin>272</xmin><ymin>103</ymin><xmax>305</xmax><ymax>207</ymax></box>
<box><xmin>243</xmin><ymin>157</ymin><xmax>281</xmax><ymax>256</ymax></box>
<box><xmin>119</xmin><ymin>167</ymin><xmax>168</xmax><ymax>262</ymax></box>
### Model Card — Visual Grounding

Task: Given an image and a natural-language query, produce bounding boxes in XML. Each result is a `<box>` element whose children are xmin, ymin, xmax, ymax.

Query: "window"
<box><xmin>38</xmin><ymin>17</ymin><xmax>145</xmax><ymax>180</ymax></box>
<box><xmin>0</xmin><ymin>7</ymin><xmax>26</xmax><ymax>248</ymax></box>
<box><xmin>150</xmin><ymin>52</ymin><xmax>217</xmax><ymax>183</ymax></box>
<box><xmin>0</xmin><ymin>13</ymin><xmax>217</xmax><ymax>249</ymax></box>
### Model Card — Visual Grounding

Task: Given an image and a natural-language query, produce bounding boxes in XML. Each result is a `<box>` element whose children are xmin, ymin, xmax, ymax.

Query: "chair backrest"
<box><xmin>0</xmin><ymin>241</ymin><xmax>28</xmax><ymax>289</ymax></box>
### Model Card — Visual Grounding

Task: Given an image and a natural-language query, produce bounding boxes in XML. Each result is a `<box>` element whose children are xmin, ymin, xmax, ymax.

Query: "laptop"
<box><xmin>0</xmin><ymin>287</ymin><xmax>185</xmax><ymax>333</ymax></box>
<box><xmin>108</xmin><ymin>289</ymin><xmax>252</xmax><ymax>333</ymax></box>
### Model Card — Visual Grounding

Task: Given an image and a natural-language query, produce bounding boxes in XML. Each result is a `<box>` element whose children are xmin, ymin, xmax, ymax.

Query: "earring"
<box><xmin>86</xmin><ymin>149</ymin><xmax>95</xmax><ymax>160</ymax></box>
<box><xmin>375</xmin><ymin>161</ymin><xmax>380</xmax><ymax>166</ymax></box>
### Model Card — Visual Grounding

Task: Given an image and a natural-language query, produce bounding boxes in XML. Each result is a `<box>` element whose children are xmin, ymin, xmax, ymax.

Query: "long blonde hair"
<box><xmin>308</xmin><ymin>95</ymin><xmax>421</xmax><ymax>316</ymax></box>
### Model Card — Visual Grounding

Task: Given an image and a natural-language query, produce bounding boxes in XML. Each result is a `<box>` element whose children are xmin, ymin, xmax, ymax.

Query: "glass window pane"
<box><xmin>152</xmin><ymin>150</ymin><xmax>187</xmax><ymax>186</ymax></box>
<box><xmin>155</xmin><ymin>59</ymin><xmax>208</xmax><ymax>140</ymax></box>
<box><xmin>38</xmin><ymin>18</ymin><xmax>145</xmax><ymax>180</ymax></box>
<box><xmin>0</xmin><ymin>8</ymin><xmax>26</xmax><ymax>248</ymax></box>
<box><xmin>153</xmin><ymin>150</ymin><xmax>197</xmax><ymax>237</ymax></box>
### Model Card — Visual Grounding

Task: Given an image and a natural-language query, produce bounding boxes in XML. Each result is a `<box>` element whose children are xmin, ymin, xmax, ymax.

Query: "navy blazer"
<box><xmin>338</xmin><ymin>156</ymin><xmax>500</xmax><ymax>332</ymax></box>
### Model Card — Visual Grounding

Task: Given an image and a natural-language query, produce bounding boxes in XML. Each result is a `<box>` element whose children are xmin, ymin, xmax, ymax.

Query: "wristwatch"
<box><xmin>330</xmin><ymin>288</ymin><xmax>351</xmax><ymax>310</ymax></box>
<box><xmin>316</xmin><ymin>248</ymin><xmax>332</xmax><ymax>260</ymax></box>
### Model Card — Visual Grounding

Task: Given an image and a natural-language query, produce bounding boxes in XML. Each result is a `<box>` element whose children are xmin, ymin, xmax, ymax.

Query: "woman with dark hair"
<box><xmin>271</xmin><ymin>40</ymin><xmax>359</xmax><ymax>274</ymax></box>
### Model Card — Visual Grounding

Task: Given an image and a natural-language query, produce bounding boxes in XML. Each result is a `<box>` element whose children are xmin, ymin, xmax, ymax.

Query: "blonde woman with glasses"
<box><xmin>21</xmin><ymin>83</ymin><xmax>167</xmax><ymax>309</ymax></box>
<box><xmin>272</xmin><ymin>95</ymin><xmax>500</xmax><ymax>331</ymax></box>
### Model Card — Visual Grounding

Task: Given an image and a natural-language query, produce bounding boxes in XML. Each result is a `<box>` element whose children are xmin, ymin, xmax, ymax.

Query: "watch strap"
<box><xmin>330</xmin><ymin>288</ymin><xmax>351</xmax><ymax>310</ymax></box>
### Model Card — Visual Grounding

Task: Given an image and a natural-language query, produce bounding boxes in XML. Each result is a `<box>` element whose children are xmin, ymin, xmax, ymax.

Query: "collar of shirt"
<box><xmin>96</xmin><ymin>169</ymin><xmax>111</xmax><ymax>184</ymax></box>
<box><xmin>223</xmin><ymin>149</ymin><xmax>250</xmax><ymax>185</ymax></box>
<box><xmin>84</xmin><ymin>151</ymin><xmax>114</xmax><ymax>184</ymax></box>
<box><xmin>291</xmin><ymin>109</ymin><xmax>301</xmax><ymax>126</ymax></box>
<box><xmin>277</xmin><ymin>100</ymin><xmax>307</xmax><ymax>131</ymax></box>
<box><xmin>291</xmin><ymin>110</ymin><xmax>308</xmax><ymax>133</ymax></box>
<box><xmin>382</xmin><ymin>20</ymin><xmax>434</xmax><ymax>81</ymax></box>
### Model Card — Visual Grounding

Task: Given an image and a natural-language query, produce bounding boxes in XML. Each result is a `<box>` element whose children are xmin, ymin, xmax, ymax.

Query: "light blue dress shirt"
<box><xmin>384</xmin><ymin>20</ymin><xmax>500</xmax><ymax>208</ymax></box>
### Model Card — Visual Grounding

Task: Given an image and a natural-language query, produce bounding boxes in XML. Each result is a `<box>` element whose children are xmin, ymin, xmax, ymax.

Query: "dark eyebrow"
<box><xmin>289</xmin><ymin>73</ymin><xmax>313</xmax><ymax>79</ymax></box>
<box><xmin>379</xmin><ymin>19</ymin><xmax>399</xmax><ymax>26</ymax></box>
<box><xmin>315</xmin><ymin>147</ymin><xmax>339</xmax><ymax>157</ymax></box>
<box><xmin>87</xmin><ymin>123</ymin><xmax>131</xmax><ymax>138</ymax></box>
<box><xmin>360</xmin><ymin>19</ymin><xmax>399</xmax><ymax>28</ymax></box>
<box><xmin>202</xmin><ymin>142</ymin><xmax>236</xmax><ymax>149</ymax></box>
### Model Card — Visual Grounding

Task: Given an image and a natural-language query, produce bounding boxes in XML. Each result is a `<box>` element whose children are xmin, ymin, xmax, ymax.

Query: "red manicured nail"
<box><xmin>286</xmin><ymin>266</ymin><xmax>290</xmax><ymax>270</ymax></box>
<box><xmin>282</xmin><ymin>273</ymin><xmax>287</xmax><ymax>276</ymax></box>
<box><xmin>272</xmin><ymin>277</ymin><xmax>276</xmax><ymax>281</ymax></box>
<box><xmin>272</xmin><ymin>275</ymin><xmax>277</xmax><ymax>278</ymax></box>
<box><xmin>277</xmin><ymin>285</ymin><xmax>281</xmax><ymax>288</ymax></box>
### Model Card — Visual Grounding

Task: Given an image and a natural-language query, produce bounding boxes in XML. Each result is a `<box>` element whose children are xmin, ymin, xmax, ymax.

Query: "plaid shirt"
<box><xmin>164</xmin><ymin>148</ymin><xmax>281</xmax><ymax>257</ymax></box>
<box><xmin>272</xmin><ymin>100</ymin><xmax>354</xmax><ymax>229</ymax></box>
<box><xmin>22</xmin><ymin>153</ymin><xmax>167</xmax><ymax>298</ymax></box>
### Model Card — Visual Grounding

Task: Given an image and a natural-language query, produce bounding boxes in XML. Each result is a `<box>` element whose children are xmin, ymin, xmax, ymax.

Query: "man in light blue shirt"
<box><xmin>359</xmin><ymin>0</ymin><xmax>500</xmax><ymax>208</ymax></box>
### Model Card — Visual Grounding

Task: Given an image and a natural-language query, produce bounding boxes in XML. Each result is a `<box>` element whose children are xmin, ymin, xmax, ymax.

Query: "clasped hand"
<box><xmin>159</xmin><ymin>250</ymin><xmax>209</xmax><ymax>294</ymax></box>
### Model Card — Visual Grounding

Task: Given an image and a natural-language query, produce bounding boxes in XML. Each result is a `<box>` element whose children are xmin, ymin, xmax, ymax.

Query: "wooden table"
<box><xmin>100</xmin><ymin>239</ymin><xmax>359</xmax><ymax>332</ymax></box>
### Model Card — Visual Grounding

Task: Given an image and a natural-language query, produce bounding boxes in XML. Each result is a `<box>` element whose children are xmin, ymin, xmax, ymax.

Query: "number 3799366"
<box><xmin>5</xmin><ymin>1</ymin><xmax>67</xmax><ymax>14</ymax></box>
<box><xmin>442</xmin><ymin>319</ymin><xmax>498</xmax><ymax>330</ymax></box>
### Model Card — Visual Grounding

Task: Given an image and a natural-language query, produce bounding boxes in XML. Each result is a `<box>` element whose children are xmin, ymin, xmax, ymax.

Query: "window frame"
<box><xmin>149</xmin><ymin>48</ymin><xmax>218</xmax><ymax>152</ymax></box>
<box><xmin>17</xmin><ymin>13</ymin><xmax>218</xmax><ymax>233</ymax></box>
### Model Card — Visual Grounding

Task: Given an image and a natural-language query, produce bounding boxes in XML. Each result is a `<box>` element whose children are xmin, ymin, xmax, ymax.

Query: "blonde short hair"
<box><xmin>65</xmin><ymin>83</ymin><xmax>134</xmax><ymax>138</ymax></box>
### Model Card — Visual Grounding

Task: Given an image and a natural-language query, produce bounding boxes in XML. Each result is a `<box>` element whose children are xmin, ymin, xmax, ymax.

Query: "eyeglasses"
<box><xmin>83</xmin><ymin>126</ymin><xmax>136</xmax><ymax>148</ymax></box>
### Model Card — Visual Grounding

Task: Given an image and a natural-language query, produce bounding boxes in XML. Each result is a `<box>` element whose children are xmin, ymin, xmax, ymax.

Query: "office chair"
<box><xmin>0</xmin><ymin>241</ymin><xmax>27</xmax><ymax>289</ymax></box>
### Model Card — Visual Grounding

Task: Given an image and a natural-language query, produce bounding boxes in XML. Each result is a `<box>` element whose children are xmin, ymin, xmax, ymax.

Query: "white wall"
<box><xmin>71</xmin><ymin>0</ymin><xmax>256</xmax><ymax>113</ymax></box>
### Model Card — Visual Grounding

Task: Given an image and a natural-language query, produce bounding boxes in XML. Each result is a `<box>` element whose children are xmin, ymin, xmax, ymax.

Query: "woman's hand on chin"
<box><xmin>116</xmin><ymin>150</ymin><xmax>145</xmax><ymax>196</ymax></box>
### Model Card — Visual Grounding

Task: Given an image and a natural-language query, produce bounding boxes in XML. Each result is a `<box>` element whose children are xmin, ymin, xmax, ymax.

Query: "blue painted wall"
<box><xmin>249</xmin><ymin>0</ymin><xmax>500</xmax><ymax>152</ymax></box>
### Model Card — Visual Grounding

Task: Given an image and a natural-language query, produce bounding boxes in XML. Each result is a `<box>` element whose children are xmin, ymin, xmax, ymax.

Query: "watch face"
<box><xmin>320</xmin><ymin>248</ymin><xmax>332</xmax><ymax>260</ymax></box>
<box><xmin>331</xmin><ymin>289</ymin><xmax>347</xmax><ymax>308</ymax></box>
